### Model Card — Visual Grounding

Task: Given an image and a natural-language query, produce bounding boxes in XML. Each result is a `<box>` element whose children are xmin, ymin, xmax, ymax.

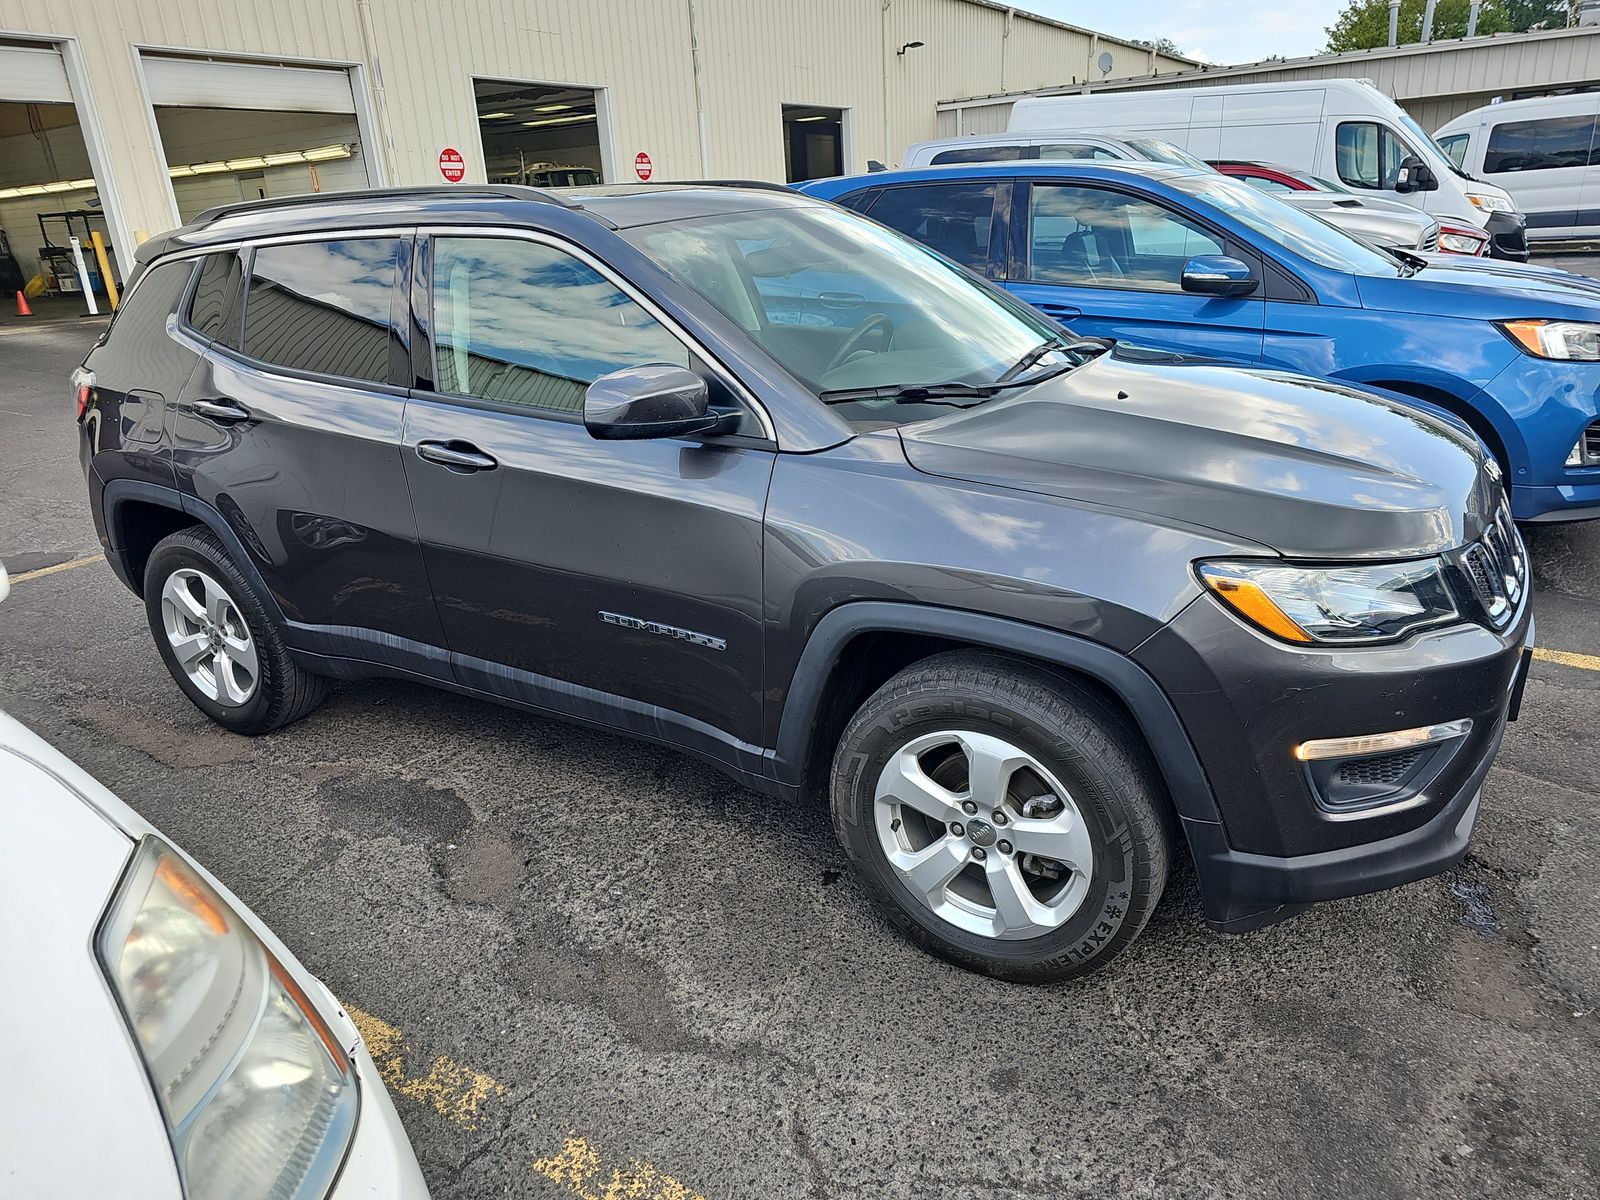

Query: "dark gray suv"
<box><xmin>76</xmin><ymin>184</ymin><xmax>1532</xmax><ymax>981</ymax></box>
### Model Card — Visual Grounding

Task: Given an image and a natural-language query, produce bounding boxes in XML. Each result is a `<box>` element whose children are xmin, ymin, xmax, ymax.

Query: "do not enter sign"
<box><xmin>634</xmin><ymin>151</ymin><xmax>653</xmax><ymax>181</ymax></box>
<box><xmin>438</xmin><ymin>147</ymin><xmax>466</xmax><ymax>183</ymax></box>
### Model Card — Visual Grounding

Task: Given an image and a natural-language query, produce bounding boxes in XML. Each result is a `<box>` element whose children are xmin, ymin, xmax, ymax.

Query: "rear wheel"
<box><xmin>830</xmin><ymin>651</ymin><xmax>1172</xmax><ymax>982</ymax></box>
<box><xmin>144</xmin><ymin>527</ymin><xmax>328</xmax><ymax>734</ymax></box>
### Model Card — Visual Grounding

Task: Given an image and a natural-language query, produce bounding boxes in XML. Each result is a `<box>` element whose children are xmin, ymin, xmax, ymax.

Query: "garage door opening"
<box><xmin>475</xmin><ymin>80</ymin><xmax>604</xmax><ymax>188</ymax></box>
<box><xmin>783</xmin><ymin>105</ymin><xmax>845</xmax><ymax>183</ymax></box>
<box><xmin>142</xmin><ymin>54</ymin><xmax>373</xmax><ymax>224</ymax></box>
<box><xmin>0</xmin><ymin>41</ymin><xmax>116</xmax><ymax>322</ymax></box>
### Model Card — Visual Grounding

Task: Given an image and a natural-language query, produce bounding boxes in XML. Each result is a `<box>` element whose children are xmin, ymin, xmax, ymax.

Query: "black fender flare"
<box><xmin>771</xmin><ymin>601</ymin><xmax>1222</xmax><ymax>826</ymax></box>
<box><xmin>101</xmin><ymin>478</ymin><xmax>289</xmax><ymax>627</ymax></box>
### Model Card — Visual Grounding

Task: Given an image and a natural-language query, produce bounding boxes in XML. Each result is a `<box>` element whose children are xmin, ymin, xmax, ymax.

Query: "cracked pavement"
<box><xmin>1</xmin><ymin>285</ymin><xmax>1597</xmax><ymax>1198</ymax></box>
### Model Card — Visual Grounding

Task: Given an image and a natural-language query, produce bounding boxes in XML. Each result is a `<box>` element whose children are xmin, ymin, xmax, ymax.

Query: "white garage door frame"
<box><xmin>133</xmin><ymin>45</ymin><xmax>388</xmax><ymax>230</ymax></box>
<box><xmin>0</xmin><ymin>30</ymin><xmax>135</xmax><ymax>279</ymax></box>
<box><xmin>469</xmin><ymin>75</ymin><xmax>618</xmax><ymax>185</ymax></box>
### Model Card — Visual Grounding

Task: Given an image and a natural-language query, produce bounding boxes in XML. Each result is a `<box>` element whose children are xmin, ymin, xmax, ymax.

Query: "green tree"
<box><xmin>1134</xmin><ymin>37</ymin><xmax>1185</xmax><ymax>56</ymax></box>
<box><xmin>1324</xmin><ymin>0</ymin><xmax>1566</xmax><ymax>53</ymax></box>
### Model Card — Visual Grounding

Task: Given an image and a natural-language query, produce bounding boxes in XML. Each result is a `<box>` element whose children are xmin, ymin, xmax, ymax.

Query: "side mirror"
<box><xmin>584</xmin><ymin>363</ymin><xmax>727</xmax><ymax>441</ymax></box>
<box><xmin>1180</xmin><ymin>254</ymin><xmax>1258</xmax><ymax>298</ymax></box>
<box><xmin>1395</xmin><ymin>155</ymin><xmax>1438</xmax><ymax>194</ymax></box>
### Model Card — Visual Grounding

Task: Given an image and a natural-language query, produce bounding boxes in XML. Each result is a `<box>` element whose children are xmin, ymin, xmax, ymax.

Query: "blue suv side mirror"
<box><xmin>1181</xmin><ymin>255</ymin><xmax>1259</xmax><ymax>298</ymax></box>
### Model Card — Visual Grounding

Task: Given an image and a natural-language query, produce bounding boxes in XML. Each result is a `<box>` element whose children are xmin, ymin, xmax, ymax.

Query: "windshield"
<box><xmin>1393</xmin><ymin>109</ymin><xmax>1476</xmax><ymax>181</ymax></box>
<box><xmin>1167</xmin><ymin>171</ymin><xmax>1402</xmax><ymax>275</ymax></box>
<box><xmin>1125</xmin><ymin>136</ymin><xmax>1214</xmax><ymax>172</ymax></box>
<box><xmin>625</xmin><ymin>204</ymin><xmax>1077</xmax><ymax>425</ymax></box>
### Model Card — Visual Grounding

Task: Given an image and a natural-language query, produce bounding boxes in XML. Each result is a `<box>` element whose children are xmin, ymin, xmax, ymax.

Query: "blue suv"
<box><xmin>798</xmin><ymin>162</ymin><xmax>1600</xmax><ymax>522</ymax></box>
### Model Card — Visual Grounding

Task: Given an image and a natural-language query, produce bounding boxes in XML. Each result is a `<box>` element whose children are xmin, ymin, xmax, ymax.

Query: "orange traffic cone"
<box><xmin>14</xmin><ymin>291</ymin><xmax>31</xmax><ymax>317</ymax></box>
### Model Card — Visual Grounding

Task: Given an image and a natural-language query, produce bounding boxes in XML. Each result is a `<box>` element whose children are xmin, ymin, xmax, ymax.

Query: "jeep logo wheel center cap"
<box><xmin>966</xmin><ymin>818</ymin><xmax>997</xmax><ymax>848</ymax></box>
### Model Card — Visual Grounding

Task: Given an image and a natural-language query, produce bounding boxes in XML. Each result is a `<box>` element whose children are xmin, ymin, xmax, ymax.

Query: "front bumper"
<box><xmin>1134</xmin><ymin>591</ymin><xmax>1530</xmax><ymax>932</ymax></box>
<box><xmin>1486</xmin><ymin>210</ymin><xmax>1529</xmax><ymax>261</ymax></box>
<box><xmin>334</xmin><ymin>1041</ymin><xmax>431</xmax><ymax>1197</ymax></box>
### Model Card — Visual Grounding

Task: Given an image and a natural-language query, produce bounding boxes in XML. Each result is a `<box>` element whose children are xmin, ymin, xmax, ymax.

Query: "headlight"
<box><xmin>97</xmin><ymin>838</ymin><xmax>357</xmax><ymax>1200</ymax></box>
<box><xmin>1466</xmin><ymin>192</ymin><xmax>1515</xmax><ymax>214</ymax></box>
<box><xmin>1197</xmin><ymin>558</ymin><xmax>1460</xmax><ymax>645</ymax></box>
<box><xmin>1499</xmin><ymin>319</ymin><xmax>1600</xmax><ymax>361</ymax></box>
<box><xmin>1437</xmin><ymin>229</ymin><xmax>1488</xmax><ymax>255</ymax></box>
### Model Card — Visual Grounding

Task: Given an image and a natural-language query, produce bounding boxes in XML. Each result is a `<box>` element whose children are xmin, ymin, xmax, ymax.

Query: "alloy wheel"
<box><xmin>873</xmin><ymin>729</ymin><xmax>1094</xmax><ymax>940</ymax></box>
<box><xmin>160</xmin><ymin>567</ymin><xmax>259</xmax><ymax>707</ymax></box>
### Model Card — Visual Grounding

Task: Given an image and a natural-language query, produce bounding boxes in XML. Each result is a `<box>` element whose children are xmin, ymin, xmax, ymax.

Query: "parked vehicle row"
<box><xmin>800</xmin><ymin>160</ymin><xmax>1600</xmax><ymax>521</ymax></box>
<box><xmin>76</xmin><ymin>181</ymin><xmax>1533</xmax><ymax>986</ymax></box>
<box><xmin>1004</xmin><ymin>79</ymin><xmax>1528</xmax><ymax>261</ymax></box>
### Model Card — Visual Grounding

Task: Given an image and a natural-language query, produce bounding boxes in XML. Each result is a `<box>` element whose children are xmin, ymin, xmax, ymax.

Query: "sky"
<box><xmin>1018</xmin><ymin>1</ymin><xmax>1351</xmax><ymax>66</ymax></box>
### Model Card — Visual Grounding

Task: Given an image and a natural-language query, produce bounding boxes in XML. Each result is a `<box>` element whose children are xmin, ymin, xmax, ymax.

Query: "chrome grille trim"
<box><xmin>1460</xmin><ymin>503</ymin><xmax>1527</xmax><ymax>629</ymax></box>
<box><xmin>1582</xmin><ymin>420</ymin><xmax>1600</xmax><ymax>466</ymax></box>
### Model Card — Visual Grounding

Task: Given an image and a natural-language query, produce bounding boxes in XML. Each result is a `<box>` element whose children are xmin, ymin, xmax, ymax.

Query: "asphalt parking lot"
<box><xmin>3</xmin><ymin>274</ymin><xmax>1598</xmax><ymax>1200</ymax></box>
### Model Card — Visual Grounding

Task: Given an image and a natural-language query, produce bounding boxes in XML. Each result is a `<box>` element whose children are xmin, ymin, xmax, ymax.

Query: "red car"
<box><xmin>1210</xmin><ymin>159</ymin><xmax>1491</xmax><ymax>256</ymax></box>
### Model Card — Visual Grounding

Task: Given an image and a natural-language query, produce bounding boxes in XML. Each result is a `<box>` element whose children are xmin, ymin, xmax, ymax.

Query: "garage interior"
<box><xmin>475</xmin><ymin>79</ymin><xmax>604</xmax><ymax>187</ymax></box>
<box><xmin>143</xmin><ymin>54</ymin><xmax>372</xmax><ymax>224</ymax></box>
<box><xmin>0</xmin><ymin>42</ymin><xmax>113</xmax><ymax>323</ymax></box>
<box><xmin>782</xmin><ymin>104</ymin><xmax>844</xmax><ymax>182</ymax></box>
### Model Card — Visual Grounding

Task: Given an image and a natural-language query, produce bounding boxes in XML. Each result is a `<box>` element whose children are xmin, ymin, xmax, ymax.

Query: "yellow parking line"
<box><xmin>533</xmin><ymin>1135</ymin><xmax>707</xmax><ymax>1200</ymax></box>
<box><xmin>7</xmin><ymin>553</ymin><xmax>104</xmax><ymax>583</ymax></box>
<box><xmin>1532</xmin><ymin>645</ymin><xmax>1600</xmax><ymax>673</ymax></box>
<box><xmin>346</xmin><ymin>1005</ymin><xmax>506</xmax><ymax>1130</ymax></box>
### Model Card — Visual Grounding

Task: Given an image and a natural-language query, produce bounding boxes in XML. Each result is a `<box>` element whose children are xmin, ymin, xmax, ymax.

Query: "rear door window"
<box><xmin>187</xmin><ymin>251</ymin><xmax>243</xmax><ymax>348</ymax></box>
<box><xmin>1484</xmin><ymin>115</ymin><xmax>1599</xmax><ymax>173</ymax></box>
<box><xmin>1037</xmin><ymin>144</ymin><xmax>1121</xmax><ymax>160</ymax></box>
<box><xmin>241</xmin><ymin>238</ymin><xmax>403</xmax><ymax>386</ymax></box>
<box><xmin>858</xmin><ymin>181</ymin><xmax>1000</xmax><ymax>275</ymax></box>
<box><xmin>929</xmin><ymin>145</ymin><xmax>1027</xmax><ymax>164</ymax></box>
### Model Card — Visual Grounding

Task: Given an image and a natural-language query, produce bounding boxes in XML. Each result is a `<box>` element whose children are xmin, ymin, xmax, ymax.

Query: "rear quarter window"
<box><xmin>1484</xmin><ymin>115</ymin><xmax>1599</xmax><ymax>173</ymax></box>
<box><xmin>89</xmin><ymin>258</ymin><xmax>199</xmax><ymax>385</ymax></box>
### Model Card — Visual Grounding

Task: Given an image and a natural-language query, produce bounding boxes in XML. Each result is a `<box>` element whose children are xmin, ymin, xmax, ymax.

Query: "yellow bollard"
<box><xmin>90</xmin><ymin>230</ymin><xmax>120</xmax><ymax>311</ymax></box>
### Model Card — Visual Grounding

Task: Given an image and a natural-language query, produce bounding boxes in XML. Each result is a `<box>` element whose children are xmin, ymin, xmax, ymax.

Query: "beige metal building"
<box><xmin>0</xmin><ymin>0</ymin><xmax>1190</xmax><ymax>288</ymax></box>
<box><xmin>939</xmin><ymin>24</ymin><xmax>1600</xmax><ymax>141</ymax></box>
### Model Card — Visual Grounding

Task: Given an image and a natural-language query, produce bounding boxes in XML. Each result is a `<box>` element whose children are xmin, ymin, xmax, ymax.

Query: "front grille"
<box><xmin>1335</xmin><ymin>748</ymin><xmax>1425</xmax><ymax>787</ymax></box>
<box><xmin>1421</xmin><ymin>226</ymin><xmax>1440</xmax><ymax>251</ymax></box>
<box><xmin>1578</xmin><ymin>420</ymin><xmax>1600</xmax><ymax>467</ymax></box>
<box><xmin>1460</xmin><ymin>503</ymin><xmax>1527</xmax><ymax>629</ymax></box>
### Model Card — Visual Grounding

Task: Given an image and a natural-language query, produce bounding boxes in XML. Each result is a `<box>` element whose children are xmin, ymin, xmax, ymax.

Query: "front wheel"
<box><xmin>829</xmin><ymin>651</ymin><xmax>1172</xmax><ymax>982</ymax></box>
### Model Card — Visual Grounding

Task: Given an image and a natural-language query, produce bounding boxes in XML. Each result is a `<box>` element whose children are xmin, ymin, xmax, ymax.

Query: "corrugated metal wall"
<box><xmin>0</xmin><ymin>0</ymin><xmax>1189</xmax><ymax>272</ymax></box>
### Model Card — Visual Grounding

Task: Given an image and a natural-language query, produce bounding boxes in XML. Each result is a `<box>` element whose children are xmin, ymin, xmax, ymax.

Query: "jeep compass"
<box><xmin>76</xmin><ymin>184</ymin><xmax>1532</xmax><ymax>981</ymax></box>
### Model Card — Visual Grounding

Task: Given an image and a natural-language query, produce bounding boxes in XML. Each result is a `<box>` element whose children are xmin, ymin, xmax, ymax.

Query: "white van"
<box><xmin>1006</xmin><ymin>79</ymin><xmax>1528</xmax><ymax>259</ymax></box>
<box><xmin>1436</xmin><ymin>94</ymin><xmax>1600</xmax><ymax>242</ymax></box>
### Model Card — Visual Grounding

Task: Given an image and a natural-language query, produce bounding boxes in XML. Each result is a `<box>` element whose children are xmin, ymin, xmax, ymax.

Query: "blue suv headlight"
<box><xmin>1499</xmin><ymin>319</ymin><xmax>1600</xmax><ymax>361</ymax></box>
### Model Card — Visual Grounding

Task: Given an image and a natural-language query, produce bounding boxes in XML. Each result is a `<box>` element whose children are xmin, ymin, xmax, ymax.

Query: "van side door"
<box><xmin>1004</xmin><ymin>180</ymin><xmax>1265</xmax><ymax>363</ymax></box>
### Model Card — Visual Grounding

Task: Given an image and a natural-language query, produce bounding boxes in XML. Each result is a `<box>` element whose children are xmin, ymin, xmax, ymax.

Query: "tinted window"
<box><xmin>1038</xmin><ymin>144</ymin><xmax>1120</xmax><ymax>161</ymax></box>
<box><xmin>1484</xmin><ymin>115</ymin><xmax>1598</xmax><ymax>173</ymax></box>
<box><xmin>929</xmin><ymin>145</ymin><xmax>1026</xmax><ymax>164</ymax></box>
<box><xmin>833</xmin><ymin>190</ymin><xmax>878</xmax><ymax>213</ymax></box>
<box><xmin>1335</xmin><ymin>121</ymin><xmax>1416</xmax><ymax>190</ymax></box>
<box><xmin>1438</xmin><ymin>133</ymin><xmax>1469</xmax><ymax>170</ymax></box>
<box><xmin>98</xmin><ymin>259</ymin><xmax>196</xmax><ymax>374</ymax></box>
<box><xmin>242</xmin><ymin>239</ymin><xmax>400</xmax><ymax>384</ymax></box>
<box><xmin>1235</xmin><ymin>173</ymin><xmax>1296</xmax><ymax>193</ymax></box>
<box><xmin>431</xmin><ymin>236</ymin><xmax>689</xmax><ymax>414</ymax></box>
<box><xmin>187</xmin><ymin>252</ymin><xmax>243</xmax><ymax>347</ymax></box>
<box><xmin>1029</xmin><ymin>184</ymin><xmax>1222</xmax><ymax>291</ymax></box>
<box><xmin>862</xmin><ymin>181</ymin><xmax>999</xmax><ymax>274</ymax></box>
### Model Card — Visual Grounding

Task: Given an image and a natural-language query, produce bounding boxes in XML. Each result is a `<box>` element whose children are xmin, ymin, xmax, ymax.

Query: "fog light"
<box><xmin>1294</xmin><ymin>719</ymin><xmax>1472</xmax><ymax>762</ymax></box>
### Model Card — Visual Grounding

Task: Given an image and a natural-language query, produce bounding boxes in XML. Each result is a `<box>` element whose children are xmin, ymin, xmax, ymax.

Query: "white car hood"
<box><xmin>0</xmin><ymin>727</ymin><xmax>180</xmax><ymax>1199</ymax></box>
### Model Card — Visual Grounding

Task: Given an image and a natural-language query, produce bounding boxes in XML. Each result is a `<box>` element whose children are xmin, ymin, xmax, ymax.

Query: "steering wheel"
<box><xmin>824</xmin><ymin>314</ymin><xmax>895</xmax><ymax>375</ymax></box>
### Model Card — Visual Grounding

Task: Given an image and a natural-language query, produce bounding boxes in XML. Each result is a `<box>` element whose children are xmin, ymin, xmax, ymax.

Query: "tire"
<box><xmin>143</xmin><ymin>526</ymin><xmax>328</xmax><ymax>735</ymax></box>
<box><xmin>829</xmin><ymin>650</ymin><xmax>1172</xmax><ymax>983</ymax></box>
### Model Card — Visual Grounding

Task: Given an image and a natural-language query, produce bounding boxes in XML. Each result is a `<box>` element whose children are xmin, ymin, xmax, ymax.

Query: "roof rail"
<box><xmin>665</xmin><ymin>179</ymin><xmax>799</xmax><ymax>193</ymax></box>
<box><xmin>191</xmin><ymin>184</ymin><xmax>581</xmax><ymax>227</ymax></box>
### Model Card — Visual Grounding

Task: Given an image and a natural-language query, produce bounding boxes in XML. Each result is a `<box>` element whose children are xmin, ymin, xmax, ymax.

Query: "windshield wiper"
<box><xmin>819</xmin><ymin>382</ymin><xmax>1001</xmax><ymax>406</ymax></box>
<box><xmin>996</xmin><ymin>337</ymin><xmax>1108</xmax><ymax>384</ymax></box>
<box><xmin>1390</xmin><ymin>247</ymin><xmax>1428</xmax><ymax>276</ymax></box>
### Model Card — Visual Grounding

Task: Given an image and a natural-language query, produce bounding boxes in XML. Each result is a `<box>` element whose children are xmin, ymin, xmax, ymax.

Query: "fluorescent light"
<box><xmin>302</xmin><ymin>144</ymin><xmax>353</xmax><ymax>161</ymax></box>
<box><xmin>796</xmin><ymin>115</ymin><xmax>829</xmax><ymax>122</ymax></box>
<box><xmin>0</xmin><ymin>178</ymin><xmax>98</xmax><ymax>199</ymax></box>
<box><xmin>167</xmin><ymin>165</ymin><xmax>195</xmax><ymax>178</ymax></box>
<box><xmin>225</xmin><ymin>156</ymin><xmax>268</xmax><ymax>171</ymax></box>
<box><xmin>533</xmin><ymin>103</ymin><xmax>571</xmax><ymax>112</ymax></box>
<box><xmin>520</xmin><ymin>114</ymin><xmax>597</xmax><ymax>128</ymax></box>
<box><xmin>479</xmin><ymin>111</ymin><xmax>514</xmax><ymax>119</ymax></box>
<box><xmin>262</xmin><ymin>151</ymin><xmax>305</xmax><ymax>166</ymax></box>
<box><xmin>190</xmin><ymin>161</ymin><xmax>230</xmax><ymax>174</ymax></box>
<box><xmin>162</xmin><ymin>144</ymin><xmax>352</xmax><ymax>181</ymax></box>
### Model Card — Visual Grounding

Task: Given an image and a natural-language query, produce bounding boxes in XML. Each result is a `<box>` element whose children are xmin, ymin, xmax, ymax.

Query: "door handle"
<box><xmin>192</xmin><ymin>398</ymin><xmax>251</xmax><ymax>422</ymax></box>
<box><xmin>1035</xmin><ymin>302</ymin><xmax>1081</xmax><ymax>320</ymax></box>
<box><xmin>416</xmin><ymin>440</ymin><xmax>498</xmax><ymax>472</ymax></box>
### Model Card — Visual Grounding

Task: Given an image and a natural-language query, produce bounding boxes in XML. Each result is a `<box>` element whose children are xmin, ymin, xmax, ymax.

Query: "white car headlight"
<box><xmin>1197</xmin><ymin>558</ymin><xmax>1460</xmax><ymax>645</ymax></box>
<box><xmin>1466</xmin><ymin>192</ymin><xmax>1515</xmax><ymax>214</ymax></box>
<box><xmin>97</xmin><ymin>838</ymin><xmax>357</xmax><ymax>1200</ymax></box>
<box><xmin>1437</xmin><ymin>228</ymin><xmax>1488</xmax><ymax>255</ymax></box>
<box><xmin>1499</xmin><ymin>319</ymin><xmax>1600</xmax><ymax>361</ymax></box>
